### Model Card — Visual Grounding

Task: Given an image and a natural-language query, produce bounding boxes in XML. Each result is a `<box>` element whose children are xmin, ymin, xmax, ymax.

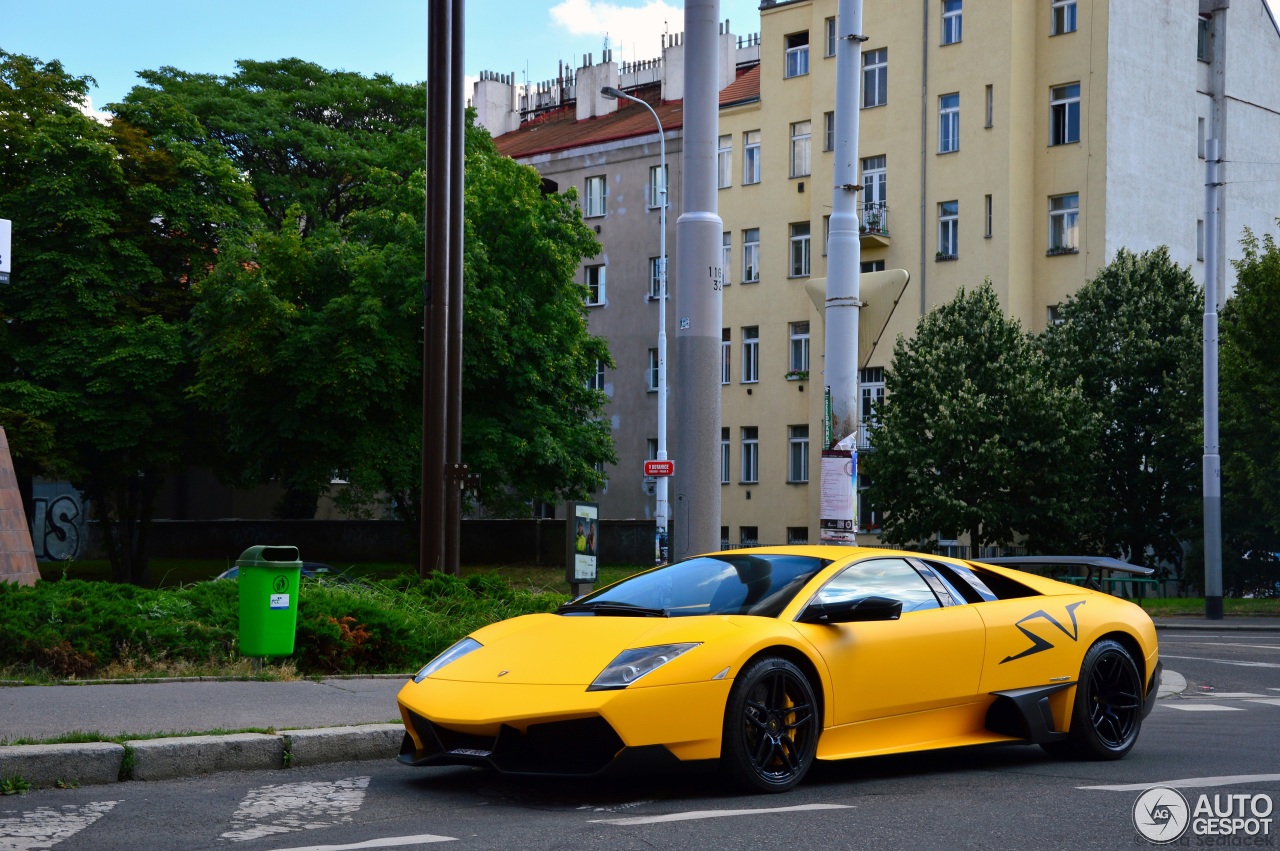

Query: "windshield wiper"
<box><xmin>556</xmin><ymin>601</ymin><xmax>668</xmax><ymax>617</ymax></box>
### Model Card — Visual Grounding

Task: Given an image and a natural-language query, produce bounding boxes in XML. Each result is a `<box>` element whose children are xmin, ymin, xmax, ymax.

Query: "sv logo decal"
<box><xmin>999</xmin><ymin>601</ymin><xmax>1087</xmax><ymax>664</ymax></box>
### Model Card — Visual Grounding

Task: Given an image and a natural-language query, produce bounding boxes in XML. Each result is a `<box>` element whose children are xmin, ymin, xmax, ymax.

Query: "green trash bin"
<box><xmin>237</xmin><ymin>545</ymin><xmax>302</xmax><ymax>657</ymax></box>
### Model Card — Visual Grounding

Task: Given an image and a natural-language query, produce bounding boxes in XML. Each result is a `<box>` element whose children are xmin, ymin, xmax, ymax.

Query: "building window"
<box><xmin>646</xmin><ymin>348</ymin><xmax>659</xmax><ymax>391</ymax></box>
<box><xmin>742</xmin><ymin>326</ymin><xmax>759</xmax><ymax>383</ymax></box>
<box><xmin>939</xmin><ymin>93</ymin><xmax>959</xmax><ymax>153</ymax></box>
<box><xmin>938</xmin><ymin>201</ymin><xmax>958</xmax><ymax>259</ymax></box>
<box><xmin>647</xmin><ymin>438</ymin><xmax>658</xmax><ymax>460</ymax></box>
<box><xmin>790</xmin><ymin>222</ymin><xmax>811</xmax><ymax>277</ymax></box>
<box><xmin>942</xmin><ymin>0</ymin><xmax>962</xmax><ymax>45</ymax></box>
<box><xmin>648</xmin><ymin>256</ymin><xmax>666</xmax><ymax>299</ymax></box>
<box><xmin>717</xmin><ymin>134</ymin><xmax>732</xmax><ymax>189</ymax></box>
<box><xmin>790</xmin><ymin>120</ymin><xmax>812</xmax><ymax>177</ymax></box>
<box><xmin>741</xmin><ymin>428</ymin><xmax>759</xmax><ymax>484</ymax></box>
<box><xmin>584</xmin><ymin>175</ymin><xmax>606</xmax><ymax>217</ymax></box>
<box><xmin>1198</xmin><ymin>117</ymin><xmax>1206</xmax><ymax>158</ymax></box>
<box><xmin>743</xmin><ymin>228</ymin><xmax>760</xmax><ymax>282</ymax></box>
<box><xmin>721</xmin><ymin>232</ymin><xmax>732</xmax><ymax>283</ymax></box>
<box><xmin>1197</xmin><ymin>219</ymin><xmax>1205</xmax><ymax>261</ymax></box>
<box><xmin>857</xmin><ymin>485</ymin><xmax>881</xmax><ymax>533</ymax></box>
<box><xmin>1048</xmin><ymin>193</ymin><xmax>1079</xmax><ymax>253</ymax></box>
<box><xmin>740</xmin><ymin>525</ymin><xmax>759</xmax><ymax>546</ymax></box>
<box><xmin>1198</xmin><ymin>16</ymin><xmax>1213</xmax><ymax>62</ymax></box>
<box><xmin>743</xmin><ymin>130</ymin><xmax>761</xmax><ymax>185</ymax></box>
<box><xmin>823</xmin><ymin>111</ymin><xmax>835</xmax><ymax>151</ymax></box>
<box><xmin>823</xmin><ymin>214</ymin><xmax>830</xmax><ymax>255</ymax></box>
<box><xmin>862</xmin><ymin>48</ymin><xmax>887</xmax><ymax>108</ymax></box>
<box><xmin>984</xmin><ymin>194</ymin><xmax>992</xmax><ymax>238</ymax></box>
<box><xmin>825</xmin><ymin>17</ymin><xmax>837</xmax><ymax>56</ymax></box>
<box><xmin>1050</xmin><ymin>83</ymin><xmax>1080</xmax><ymax>146</ymax></box>
<box><xmin>862</xmin><ymin>155</ymin><xmax>886</xmax><ymax>210</ymax></box>
<box><xmin>721</xmin><ymin>328</ymin><xmax>731</xmax><ymax>384</ymax></box>
<box><xmin>648</xmin><ymin>164</ymin><xmax>668</xmax><ymax>208</ymax></box>
<box><xmin>789</xmin><ymin>321</ymin><xmax>810</xmax><ymax>373</ymax></box>
<box><xmin>1051</xmin><ymin>0</ymin><xmax>1077</xmax><ymax>35</ymax></box>
<box><xmin>985</xmin><ymin>84</ymin><xmax>993</xmax><ymax>128</ymax></box>
<box><xmin>721</xmin><ymin>427</ymin><xmax>731</xmax><ymax>484</ymax></box>
<box><xmin>588</xmin><ymin>359</ymin><xmax>606</xmax><ymax>391</ymax></box>
<box><xmin>860</xmin><ymin>367</ymin><xmax>885</xmax><ymax>431</ymax></box>
<box><xmin>789</xmin><ymin>425</ymin><xmax>810</xmax><ymax>483</ymax></box>
<box><xmin>787</xmin><ymin>526</ymin><xmax>809</xmax><ymax>545</ymax></box>
<box><xmin>585</xmin><ymin>264</ymin><xmax>606</xmax><ymax>304</ymax></box>
<box><xmin>720</xmin><ymin>526</ymin><xmax>730</xmax><ymax>548</ymax></box>
<box><xmin>861</xmin><ymin>260</ymin><xmax>886</xmax><ymax>273</ymax></box>
<box><xmin>1048</xmin><ymin>304</ymin><xmax>1064</xmax><ymax>326</ymax></box>
<box><xmin>785</xmin><ymin>31</ymin><xmax>810</xmax><ymax>78</ymax></box>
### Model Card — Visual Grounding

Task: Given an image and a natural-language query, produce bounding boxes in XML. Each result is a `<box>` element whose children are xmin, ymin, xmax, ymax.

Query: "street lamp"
<box><xmin>601</xmin><ymin>85</ymin><xmax>668</xmax><ymax>563</ymax></box>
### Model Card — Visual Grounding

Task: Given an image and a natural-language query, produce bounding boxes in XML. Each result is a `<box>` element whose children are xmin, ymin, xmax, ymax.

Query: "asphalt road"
<box><xmin>5</xmin><ymin>628</ymin><xmax>1279</xmax><ymax>851</ymax></box>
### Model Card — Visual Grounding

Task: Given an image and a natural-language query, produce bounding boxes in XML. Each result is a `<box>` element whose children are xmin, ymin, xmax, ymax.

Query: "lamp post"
<box><xmin>601</xmin><ymin>85</ymin><xmax>668</xmax><ymax>563</ymax></box>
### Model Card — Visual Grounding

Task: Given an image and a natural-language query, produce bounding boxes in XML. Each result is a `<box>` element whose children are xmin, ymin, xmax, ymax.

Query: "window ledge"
<box><xmin>935</xmin><ymin>253</ymin><xmax>958</xmax><ymax>262</ymax></box>
<box><xmin>1046</xmin><ymin>246</ymin><xmax>1079</xmax><ymax>257</ymax></box>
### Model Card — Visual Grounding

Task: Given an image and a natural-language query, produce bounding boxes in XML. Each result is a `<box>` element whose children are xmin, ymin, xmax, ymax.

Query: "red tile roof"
<box><xmin>493</xmin><ymin>64</ymin><xmax>760</xmax><ymax>160</ymax></box>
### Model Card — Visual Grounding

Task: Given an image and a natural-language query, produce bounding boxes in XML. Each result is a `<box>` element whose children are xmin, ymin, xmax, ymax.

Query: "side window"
<box><xmin>815</xmin><ymin>558</ymin><xmax>941</xmax><ymax>613</ymax></box>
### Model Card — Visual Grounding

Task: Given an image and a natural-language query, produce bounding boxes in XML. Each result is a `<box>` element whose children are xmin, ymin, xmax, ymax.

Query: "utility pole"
<box><xmin>1203</xmin><ymin>137</ymin><xmax>1223</xmax><ymax>620</ymax></box>
<box><xmin>671</xmin><ymin>0</ymin><xmax>723</xmax><ymax>559</ymax></box>
<box><xmin>820</xmin><ymin>0</ymin><xmax>865</xmax><ymax>543</ymax></box>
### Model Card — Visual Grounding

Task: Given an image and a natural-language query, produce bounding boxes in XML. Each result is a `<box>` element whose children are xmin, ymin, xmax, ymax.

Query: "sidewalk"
<box><xmin>0</xmin><ymin>676</ymin><xmax>411</xmax><ymax>789</ymax></box>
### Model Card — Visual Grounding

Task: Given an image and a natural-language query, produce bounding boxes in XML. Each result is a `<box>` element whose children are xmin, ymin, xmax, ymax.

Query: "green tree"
<box><xmin>1220</xmin><ymin>228</ymin><xmax>1280</xmax><ymax>594</ymax></box>
<box><xmin>865</xmin><ymin>281</ymin><xmax>1093</xmax><ymax>551</ymax></box>
<box><xmin>0</xmin><ymin>51</ymin><xmax>257</xmax><ymax>583</ymax></box>
<box><xmin>1041</xmin><ymin>247</ymin><xmax>1203</xmax><ymax>571</ymax></box>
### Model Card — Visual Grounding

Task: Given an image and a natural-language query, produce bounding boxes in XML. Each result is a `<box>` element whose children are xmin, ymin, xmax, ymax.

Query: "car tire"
<box><xmin>721</xmin><ymin>656</ymin><xmax>819</xmax><ymax>793</ymax></box>
<box><xmin>1043</xmin><ymin>638</ymin><xmax>1144</xmax><ymax>761</ymax></box>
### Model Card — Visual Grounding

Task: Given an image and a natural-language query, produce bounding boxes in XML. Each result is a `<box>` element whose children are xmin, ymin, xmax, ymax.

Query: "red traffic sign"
<box><xmin>643</xmin><ymin>459</ymin><xmax>675</xmax><ymax>477</ymax></box>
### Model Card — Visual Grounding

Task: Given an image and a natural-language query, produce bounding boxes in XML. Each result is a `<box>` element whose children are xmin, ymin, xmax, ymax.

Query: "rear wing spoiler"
<box><xmin>975</xmin><ymin>556</ymin><xmax>1154</xmax><ymax>590</ymax></box>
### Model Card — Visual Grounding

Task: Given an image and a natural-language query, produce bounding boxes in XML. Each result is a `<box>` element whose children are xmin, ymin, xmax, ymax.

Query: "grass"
<box><xmin>1137</xmin><ymin>597</ymin><xmax>1280</xmax><ymax>617</ymax></box>
<box><xmin>39</xmin><ymin>559</ymin><xmax>650</xmax><ymax>593</ymax></box>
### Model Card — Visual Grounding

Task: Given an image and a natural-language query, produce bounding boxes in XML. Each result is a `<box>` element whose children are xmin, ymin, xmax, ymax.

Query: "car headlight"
<box><xmin>588</xmin><ymin>643</ymin><xmax>700</xmax><ymax>691</ymax></box>
<box><xmin>413</xmin><ymin>637</ymin><xmax>482</xmax><ymax>683</ymax></box>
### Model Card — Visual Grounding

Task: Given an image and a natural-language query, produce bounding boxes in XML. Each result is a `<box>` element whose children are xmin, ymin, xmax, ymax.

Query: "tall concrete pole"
<box><xmin>1203</xmin><ymin>137</ymin><xmax>1223</xmax><ymax>620</ymax></box>
<box><xmin>444</xmin><ymin>0</ymin><xmax>465</xmax><ymax>575</ymax></box>
<box><xmin>671</xmin><ymin>0</ymin><xmax>723</xmax><ymax>559</ymax></box>
<box><xmin>821</xmin><ymin>0</ymin><xmax>864</xmax><ymax>538</ymax></box>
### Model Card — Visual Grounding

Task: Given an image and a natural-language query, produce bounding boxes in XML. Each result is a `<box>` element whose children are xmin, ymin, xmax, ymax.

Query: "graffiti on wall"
<box><xmin>32</xmin><ymin>491</ymin><xmax>83</xmax><ymax>562</ymax></box>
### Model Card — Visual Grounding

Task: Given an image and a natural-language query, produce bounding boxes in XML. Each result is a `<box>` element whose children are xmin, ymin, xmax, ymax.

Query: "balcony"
<box><xmin>859</xmin><ymin>201</ymin><xmax>890</xmax><ymax>247</ymax></box>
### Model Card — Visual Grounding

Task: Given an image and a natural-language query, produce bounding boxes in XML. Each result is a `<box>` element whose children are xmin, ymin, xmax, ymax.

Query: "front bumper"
<box><xmin>397</xmin><ymin>677</ymin><xmax>731</xmax><ymax>775</ymax></box>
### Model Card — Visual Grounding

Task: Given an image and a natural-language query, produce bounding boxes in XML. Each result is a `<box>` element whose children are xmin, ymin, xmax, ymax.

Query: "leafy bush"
<box><xmin>0</xmin><ymin>572</ymin><xmax>565</xmax><ymax>679</ymax></box>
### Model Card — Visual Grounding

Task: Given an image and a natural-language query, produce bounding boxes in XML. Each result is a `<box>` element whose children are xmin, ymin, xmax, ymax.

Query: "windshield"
<box><xmin>567</xmin><ymin>554</ymin><xmax>829</xmax><ymax>618</ymax></box>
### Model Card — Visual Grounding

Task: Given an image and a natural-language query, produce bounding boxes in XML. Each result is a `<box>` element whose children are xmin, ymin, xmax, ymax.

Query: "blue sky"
<box><xmin>3</xmin><ymin>0</ymin><xmax>763</xmax><ymax>114</ymax></box>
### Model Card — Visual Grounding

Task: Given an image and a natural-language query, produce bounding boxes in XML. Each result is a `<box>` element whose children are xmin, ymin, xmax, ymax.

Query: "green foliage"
<box><xmin>865</xmin><ymin>281</ymin><xmax>1093</xmax><ymax>550</ymax></box>
<box><xmin>0</xmin><ymin>51</ymin><xmax>258</xmax><ymax>583</ymax></box>
<box><xmin>1041</xmin><ymin>247</ymin><xmax>1203</xmax><ymax>571</ymax></box>
<box><xmin>1219</xmin><ymin>228</ymin><xmax>1280</xmax><ymax>596</ymax></box>
<box><xmin>1</xmin><ymin>776</ymin><xmax>31</xmax><ymax>795</ymax></box>
<box><xmin>0</xmin><ymin>572</ymin><xmax>564</xmax><ymax>679</ymax></box>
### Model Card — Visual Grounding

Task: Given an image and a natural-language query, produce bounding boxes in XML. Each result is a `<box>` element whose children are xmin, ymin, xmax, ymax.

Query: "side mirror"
<box><xmin>798</xmin><ymin>595</ymin><xmax>903</xmax><ymax>625</ymax></box>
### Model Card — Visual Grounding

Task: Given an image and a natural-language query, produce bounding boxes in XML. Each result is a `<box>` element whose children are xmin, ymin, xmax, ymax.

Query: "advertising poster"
<box><xmin>820</xmin><ymin>449</ymin><xmax>856</xmax><ymax>543</ymax></box>
<box><xmin>566</xmin><ymin>502</ymin><xmax>599</xmax><ymax>583</ymax></box>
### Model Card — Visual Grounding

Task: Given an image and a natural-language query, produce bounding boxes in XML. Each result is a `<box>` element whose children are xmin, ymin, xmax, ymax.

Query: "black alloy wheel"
<box><xmin>722</xmin><ymin>656</ymin><xmax>819</xmax><ymax>792</ymax></box>
<box><xmin>1044</xmin><ymin>638</ymin><xmax>1143</xmax><ymax>760</ymax></box>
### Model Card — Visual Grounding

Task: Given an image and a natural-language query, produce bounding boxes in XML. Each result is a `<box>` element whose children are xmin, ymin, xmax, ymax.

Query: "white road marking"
<box><xmin>0</xmin><ymin>801</ymin><xmax>118</xmax><ymax>851</ymax></box>
<box><xmin>1161</xmin><ymin>642</ymin><xmax>1280</xmax><ymax>651</ymax></box>
<box><xmin>268</xmin><ymin>835</ymin><xmax>456</xmax><ymax>851</ymax></box>
<box><xmin>1159</xmin><ymin>654</ymin><xmax>1280</xmax><ymax>669</ymax></box>
<box><xmin>590</xmin><ymin>803</ymin><xmax>852</xmax><ymax>825</ymax></box>
<box><xmin>1184</xmin><ymin>692</ymin><xmax>1266</xmax><ymax>698</ymax></box>
<box><xmin>221</xmin><ymin>777</ymin><xmax>370</xmax><ymax>842</ymax></box>
<box><xmin>1161</xmin><ymin>703</ymin><xmax>1244</xmax><ymax>711</ymax></box>
<box><xmin>1079</xmin><ymin>774</ymin><xmax>1280</xmax><ymax>792</ymax></box>
<box><xmin>1269</xmin><ymin>688</ymin><xmax>1280</xmax><ymax>692</ymax></box>
<box><xmin>1245</xmin><ymin>698</ymin><xmax>1280</xmax><ymax>706</ymax></box>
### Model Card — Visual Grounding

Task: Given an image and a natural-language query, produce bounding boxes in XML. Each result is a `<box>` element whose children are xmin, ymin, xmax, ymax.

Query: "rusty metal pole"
<box><xmin>421</xmin><ymin>0</ymin><xmax>452</xmax><ymax>576</ymax></box>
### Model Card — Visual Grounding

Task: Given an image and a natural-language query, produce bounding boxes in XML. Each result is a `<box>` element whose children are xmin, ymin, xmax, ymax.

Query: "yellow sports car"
<box><xmin>397</xmin><ymin>546</ymin><xmax>1160</xmax><ymax>792</ymax></box>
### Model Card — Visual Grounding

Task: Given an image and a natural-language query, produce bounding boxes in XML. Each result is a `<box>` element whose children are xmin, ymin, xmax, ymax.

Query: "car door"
<box><xmin>794</xmin><ymin>557</ymin><xmax>986</xmax><ymax>726</ymax></box>
<box><xmin>974</xmin><ymin>593</ymin><xmax>1094</xmax><ymax>695</ymax></box>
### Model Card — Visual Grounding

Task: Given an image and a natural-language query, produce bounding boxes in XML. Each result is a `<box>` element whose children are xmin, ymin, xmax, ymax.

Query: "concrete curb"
<box><xmin>1153</xmin><ymin>620</ymin><xmax>1280</xmax><ymax>631</ymax></box>
<box><xmin>0</xmin><ymin>724</ymin><xmax>404</xmax><ymax>789</ymax></box>
<box><xmin>0</xmin><ymin>742</ymin><xmax>125</xmax><ymax>788</ymax></box>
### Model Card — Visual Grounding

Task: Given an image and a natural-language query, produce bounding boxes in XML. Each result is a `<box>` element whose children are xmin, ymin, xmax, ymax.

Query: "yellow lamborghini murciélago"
<box><xmin>397</xmin><ymin>547</ymin><xmax>1160</xmax><ymax>792</ymax></box>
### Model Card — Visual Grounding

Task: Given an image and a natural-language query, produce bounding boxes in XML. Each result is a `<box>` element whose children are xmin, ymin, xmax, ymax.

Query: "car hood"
<box><xmin>427</xmin><ymin>613</ymin><xmax>743</xmax><ymax>686</ymax></box>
